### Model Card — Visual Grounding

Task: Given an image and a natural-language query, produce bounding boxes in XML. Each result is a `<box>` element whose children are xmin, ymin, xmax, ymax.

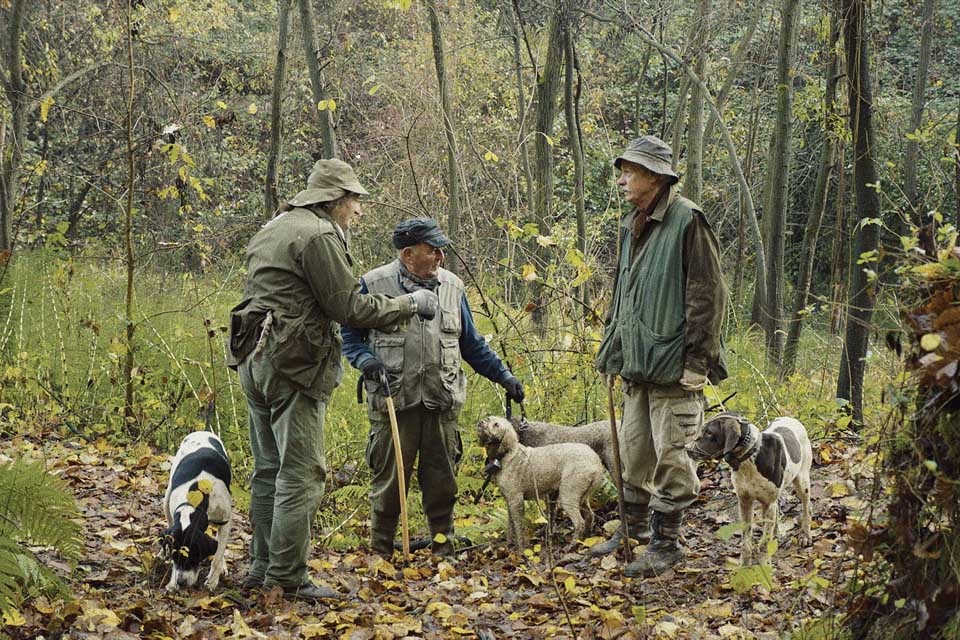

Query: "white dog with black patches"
<box><xmin>162</xmin><ymin>431</ymin><xmax>233</xmax><ymax>591</ymax></box>
<box><xmin>686</xmin><ymin>412</ymin><xmax>812</xmax><ymax>565</ymax></box>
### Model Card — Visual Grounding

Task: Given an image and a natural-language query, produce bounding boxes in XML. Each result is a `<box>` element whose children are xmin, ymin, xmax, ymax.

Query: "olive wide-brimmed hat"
<box><xmin>287</xmin><ymin>158</ymin><xmax>369</xmax><ymax>207</ymax></box>
<box><xmin>613</xmin><ymin>135</ymin><xmax>680</xmax><ymax>184</ymax></box>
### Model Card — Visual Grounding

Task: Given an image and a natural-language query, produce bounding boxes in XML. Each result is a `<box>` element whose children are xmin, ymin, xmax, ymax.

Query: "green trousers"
<box><xmin>619</xmin><ymin>382</ymin><xmax>704</xmax><ymax>513</ymax></box>
<box><xmin>239</xmin><ymin>353</ymin><xmax>327</xmax><ymax>588</ymax></box>
<box><xmin>365</xmin><ymin>406</ymin><xmax>461</xmax><ymax>549</ymax></box>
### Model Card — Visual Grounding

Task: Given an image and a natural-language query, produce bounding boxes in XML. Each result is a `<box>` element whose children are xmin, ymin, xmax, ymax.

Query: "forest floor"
<box><xmin>6</xmin><ymin>426</ymin><xmax>867</xmax><ymax>639</ymax></box>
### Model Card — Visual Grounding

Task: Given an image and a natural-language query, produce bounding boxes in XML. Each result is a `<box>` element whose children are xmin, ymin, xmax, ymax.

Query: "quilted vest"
<box><xmin>596</xmin><ymin>196</ymin><xmax>696</xmax><ymax>384</ymax></box>
<box><xmin>363</xmin><ymin>261</ymin><xmax>467</xmax><ymax>413</ymax></box>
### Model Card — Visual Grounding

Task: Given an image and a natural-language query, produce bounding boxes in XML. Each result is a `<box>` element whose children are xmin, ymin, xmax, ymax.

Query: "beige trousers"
<box><xmin>619</xmin><ymin>382</ymin><xmax>704</xmax><ymax>513</ymax></box>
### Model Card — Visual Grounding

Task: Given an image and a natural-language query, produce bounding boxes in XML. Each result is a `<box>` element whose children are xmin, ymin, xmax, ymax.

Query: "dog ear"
<box><xmin>722</xmin><ymin>419</ymin><xmax>742</xmax><ymax>454</ymax></box>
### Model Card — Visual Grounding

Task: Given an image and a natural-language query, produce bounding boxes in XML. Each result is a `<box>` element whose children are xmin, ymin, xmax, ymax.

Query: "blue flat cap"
<box><xmin>392</xmin><ymin>218</ymin><xmax>451</xmax><ymax>249</ymax></box>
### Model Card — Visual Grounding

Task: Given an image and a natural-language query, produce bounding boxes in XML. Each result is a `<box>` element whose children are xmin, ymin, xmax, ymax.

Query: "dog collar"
<box><xmin>724</xmin><ymin>423</ymin><xmax>760</xmax><ymax>470</ymax></box>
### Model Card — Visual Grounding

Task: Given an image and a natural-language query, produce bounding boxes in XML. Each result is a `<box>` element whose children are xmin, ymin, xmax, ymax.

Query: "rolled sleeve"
<box><xmin>682</xmin><ymin>212</ymin><xmax>725</xmax><ymax>375</ymax></box>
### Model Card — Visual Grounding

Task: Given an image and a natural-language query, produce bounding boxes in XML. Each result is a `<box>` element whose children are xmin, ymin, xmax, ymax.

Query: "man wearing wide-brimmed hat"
<box><xmin>342</xmin><ymin>217</ymin><xmax>524</xmax><ymax>558</ymax></box>
<box><xmin>226</xmin><ymin>160</ymin><xmax>439</xmax><ymax>600</ymax></box>
<box><xmin>593</xmin><ymin>135</ymin><xmax>727</xmax><ymax>577</ymax></box>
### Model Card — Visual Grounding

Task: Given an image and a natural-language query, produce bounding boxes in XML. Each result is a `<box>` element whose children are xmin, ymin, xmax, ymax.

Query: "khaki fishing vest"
<box><xmin>363</xmin><ymin>261</ymin><xmax>467</xmax><ymax>414</ymax></box>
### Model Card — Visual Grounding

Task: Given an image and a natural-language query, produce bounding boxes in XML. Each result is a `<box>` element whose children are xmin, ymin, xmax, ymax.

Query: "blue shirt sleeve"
<box><xmin>340</xmin><ymin>277</ymin><xmax>376</xmax><ymax>369</ymax></box>
<box><xmin>459</xmin><ymin>294</ymin><xmax>511</xmax><ymax>385</ymax></box>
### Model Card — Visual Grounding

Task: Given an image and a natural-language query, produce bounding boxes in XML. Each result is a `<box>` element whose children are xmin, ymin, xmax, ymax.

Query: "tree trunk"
<box><xmin>683</xmin><ymin>0</ymin><xmax>713</xmax><ymax>203</ymax></box>
<box><xmin>837</xmin><ymin>0</ymin><xmax>882</xmax><ymax>424</ymax></box>
<box><xmin>702</xmin><ymin>6</ymin><xmax>761</xmax><ymax>147</ymax></box>
<box><xmin>0</xmin><ymin>0</ymin><xmax>29</xmax><ymax>258</ymax></box>
<box><xmin>903</xmin><ymin>0</ymin><xmax>936</xmax><ymax>242</ymax></box>
<box><xmin>298</xmin><ymin>0</ymin><xmax>338</xmax><ymax>159</ymax></box>
<box><xmin>265</xmin><ymin>0</ymin><xmax>294</xmax><ymax>217</ymax></box>
<box><xmin>122</xmin><ymin>0</ymin><xmax>138</xmax><ymax>429</ymax></box>
<box><xmin>830</xmin><ymin>139</ymin><xmax>847</xmax><ymax>335</ymax></box>
<box><xmin>783</xmin><ymin>7</ymin><xmax>839</xmax><ymax>377</ymax></box>
<box><xmin>736</xmin><ymin>75</ymin><xmax>762</xmax><ymax>305</ymax></box>
<box><xmin>426</xmin><ymin>0</ymin><xmax>460</xmax><ymax>269</ymax></box>
<box><xmin>634</xmin><ymin>42</ymin><xmax>652</xmax><ymax>137</ymax></box>
<box><xmin>761</xmin><ymin>0</ymin><xmax>802</xmax><ymax>369</ymax></box>
<box><xmin>669</xmin><ymin>75</ymin><xmax>690</xmax><ymax>168</ymax></box>
<box><xmin>956</xmin><ymin>92</ymin><xmax>960</xmax><ymax>226</ymax></box>
<box><xmin>507</xmin><ymin>1</ymin><xmax>534</xmax><ymax>209</ymax></box>
<box><xmin>563</xmin><ymin>20</ymin><xmax>588</xmax><ymax>307</ymax></box>
<box><xmin>530</xmin><ymin>4</ymin><xmax>565</xmax><ymax>331</ymax></box>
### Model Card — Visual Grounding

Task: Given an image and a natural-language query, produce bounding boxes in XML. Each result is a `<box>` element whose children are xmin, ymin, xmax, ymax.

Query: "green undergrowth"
<box><xmin>0</xmin><ymin>250</ymin><xmax>896</xmax><ymax>550</ymax></box>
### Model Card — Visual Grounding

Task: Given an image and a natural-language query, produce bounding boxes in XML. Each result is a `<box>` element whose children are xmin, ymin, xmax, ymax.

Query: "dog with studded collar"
<box><xmin>162</xmin><ymin>431</ymin><xmax>233</xmax><ymax>591</ymax></box>
<box><xmin>686</xmin><ymin>412</ymin><xmax>812</xmax><ymax>565</ymax></box>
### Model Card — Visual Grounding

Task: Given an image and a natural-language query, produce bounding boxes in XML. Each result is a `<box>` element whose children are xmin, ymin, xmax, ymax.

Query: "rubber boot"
<box><xmin>370</xmin><ymin>515</ymin><xmax>397</xmax><ymax>558</ymax></box>
<box><xmin>588</xmin><ymin>502</ymin><xmax>652</xmax><ymax>557</ymax></box>
<box><xmin>624</xmin><ymin>510</ymin><xmax>685</xmax><ymax>578</ymax></box>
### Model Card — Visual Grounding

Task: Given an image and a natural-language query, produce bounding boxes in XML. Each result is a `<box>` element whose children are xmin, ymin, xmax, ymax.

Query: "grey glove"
<box><xmin>407</xmin><ymin>289</ymin><xmax>439</xmax><ymax>320</ymax></box>
<box><xmin>502</xmin><ymin>375</ymin><xmax>525</xmax><ymax>403</ymax></box>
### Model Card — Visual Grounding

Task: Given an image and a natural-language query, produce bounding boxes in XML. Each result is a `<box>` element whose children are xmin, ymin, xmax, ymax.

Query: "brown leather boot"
<box><xmin>624</xmin><ymin>510</ymin><xmax>684</xmax><ymax>577</ymax></box>
<box><xmin>587</xmin><ymin>502</ymin><xmax>652</xmax><ymax>557</ymax></box>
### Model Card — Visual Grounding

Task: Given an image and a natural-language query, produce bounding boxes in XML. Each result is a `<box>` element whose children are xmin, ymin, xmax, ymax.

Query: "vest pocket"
<box><xmin>371</xmin><ymin>335</ymin><xmax>405</xmax><ymax>407</ymax></box>
<box><xmin>620</xmin><ymin>316</ymin><xmax>684</xmax><ymax>384</ymax></box>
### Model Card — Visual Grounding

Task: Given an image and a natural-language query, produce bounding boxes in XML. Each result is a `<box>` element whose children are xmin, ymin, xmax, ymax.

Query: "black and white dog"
<box><xmin>686</xmin><ymin>412</ymin><xmax>812</xmax><ymax>565</ymax></box>
<box><xmin>162</xmin><ymin>431</ymin><xmax>233</xmax><ymax>591</ymax></box>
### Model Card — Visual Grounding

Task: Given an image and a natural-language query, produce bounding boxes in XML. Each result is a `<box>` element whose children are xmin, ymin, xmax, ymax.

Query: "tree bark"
<box><xmin>783</xmin><ymin>7</ymin><xmax>840</xmax><ymax>377</ymax></box>
<box><xmin>702</xmin><ymin>6</ymin><xmax>761</xmax><ymax>147</ymax></box>
<box><xmin>507</xmin><ymin>1</ymin><xmax>534</xmax><ymax>209</ymax></box>
<box><xmin>426</xmin><ymin>0</ymin><xmax>460</xmax><ymax>268</ymax></box>
<box><xmin>683</xmin><ymin>0</ymin><xmax>713</xmax><ymax>203</ymax></box>
<box><xmin>265</xmin><ymin>0</ymin><xmax>294</xmax><ymax>217</ymax></box>
<box><xmin>298</xmin><ymin>0</ymin><xmax>338</xmax><ymax>159</ymax></box>
<box><xmin>0</xmin><ymin>0</ymin><xmax>29</xmax><ymax>258</ymax></box>
<box><xmin>837</xmin><ymin>0</ymin><xmax>882</xmax><ymax>423</ymax></box>
<box><xmin>761</xmin><ymin>0</ymin><xmax>802</xmax><ymax>369</ymax></box>
<box><xmin>903</xmin><ymin>0</ymin><xmax>936</xmax><ymax>241</ymax></box>
<box><xmin>530</xmin><ymin>4</ymin><xmax>565</xmax><ymax>331</ymax></box>
<box><xmin>563</xmin><ymin>20</ymin><xmax>588</xmax><ymax>306</ymax></box>
<box><xmin>122</xmin><ymin>0</ymin><xmax>137</xmax><ymax>428</ymax></box>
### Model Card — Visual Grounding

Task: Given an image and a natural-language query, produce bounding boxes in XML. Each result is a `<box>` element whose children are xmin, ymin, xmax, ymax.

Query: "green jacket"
<box><xmin>226</xmin><ymin>206</ymin><xmax>416</xmax><ymax>400</ymax></box>
<box><xmin>363</xmin><ymin>261</ymin><xmax>467</xmax><ymax>414</ymax></box>
<box><xmin>597</xmin><ymin>185</ymin><xmax>727</xmax><ymax>385</ymax></box>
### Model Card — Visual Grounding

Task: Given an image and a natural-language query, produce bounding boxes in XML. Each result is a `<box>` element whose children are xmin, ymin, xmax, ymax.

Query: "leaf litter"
<box><xmin>4</xmin><ymin>430</ymin><xmax>863</xmax><ymax>639</ymax></box>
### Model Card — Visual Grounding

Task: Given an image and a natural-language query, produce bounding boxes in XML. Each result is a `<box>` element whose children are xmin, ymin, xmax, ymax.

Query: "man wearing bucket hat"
<box><xmin>342</xmin><ymin>218</ymin><xmax>524</xmax><ymax>557</ymax></box>
<box><xmin>592</xmin><ymin>136</ymin><xmax>727</xmax><ymax>577</ymax></box>
<box><xmin>226</xmin><ymin>160</ymin><xmax>440</xmax><ymax>600</ymax></box>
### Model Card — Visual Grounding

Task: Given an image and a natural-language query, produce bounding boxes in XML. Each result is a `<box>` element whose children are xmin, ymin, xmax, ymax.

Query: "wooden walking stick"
<box><xmin>606</xmin><ymin>375</ymin><xmax>632</xmax><ymax>564</ymax></box>
<box><xmin>380</xmin><ymin>370</ymin><xmax>410</xmax><ymax>560</ymax></box>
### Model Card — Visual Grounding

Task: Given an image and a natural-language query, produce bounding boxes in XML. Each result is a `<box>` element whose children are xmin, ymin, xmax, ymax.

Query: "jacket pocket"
<box><xmin>668</xmin><ymin>396</ymin><xmax>704</xmax><ymax>448</ymax></box>
<box><xmin>620</xmin><ymin>316</ymin><xmax>684</xmax><ymax>384</ymax></box>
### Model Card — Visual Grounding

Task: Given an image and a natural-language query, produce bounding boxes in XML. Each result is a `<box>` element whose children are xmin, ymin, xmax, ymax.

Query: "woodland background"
<box><xmin>0</xmin><ymin>0</ymin><xmax>959</xmax><ymax>637</ymax></box>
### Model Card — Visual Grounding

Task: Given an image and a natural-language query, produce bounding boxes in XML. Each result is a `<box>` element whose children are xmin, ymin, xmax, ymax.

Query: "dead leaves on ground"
<box><xmin>3</xmin><ymin>432</ymin><xmax>865</xmax><ymax>639</ymax></box>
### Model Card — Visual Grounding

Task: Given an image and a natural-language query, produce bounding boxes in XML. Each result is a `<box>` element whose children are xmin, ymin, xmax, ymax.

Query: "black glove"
<box><xmin>502</xmin><ymin>375</ymin><xmax>525</xmax><ymax>403</ymax></box>
<box><xmin>407</xmin><ymin>289</ymin><xmax>439</xmax><ymax>320</ymax></box>
<box><xmin>360</xmin><ymin>356</ymin><xmax>387</xmax><ymax>389</ymax></box>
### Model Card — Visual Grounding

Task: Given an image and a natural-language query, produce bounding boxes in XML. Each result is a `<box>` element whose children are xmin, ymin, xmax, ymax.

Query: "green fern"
<box><xmin>0</xmin><ymin>458</ymin><xmax>82</xmax><ymax>614</ymax></box>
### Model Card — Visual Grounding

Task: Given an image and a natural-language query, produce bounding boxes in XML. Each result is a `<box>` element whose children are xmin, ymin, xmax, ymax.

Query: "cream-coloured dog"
<box><xmin>476</xmin><ymin>416</ymin><xmax>604</xmax><ymax>550</ymax></box>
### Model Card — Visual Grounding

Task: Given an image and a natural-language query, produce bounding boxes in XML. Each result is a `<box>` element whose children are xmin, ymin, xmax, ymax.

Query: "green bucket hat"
<box><xmin>613</xmin><ymin>135</ymin><xmax>679</xmax><ymax>183</ymax></box>
<box><xmin>288</xmin><ymin>159</ymin><xmax>369</xmax><ymax>207</ymax></box>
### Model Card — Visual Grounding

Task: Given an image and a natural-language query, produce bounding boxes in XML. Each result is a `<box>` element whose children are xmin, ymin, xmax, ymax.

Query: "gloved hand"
<box><xmin>501</xmin><ymin>375</ymin><xmax>525</xmax><ymax>403</ymax></box>
<box><xmin>360</xmin><ymin>356</ymin><xmax>387</xmax><ymax>385</ymax></box>
<box><xmin>407</xmin><ymin>289</ymin><xmax>439</xmax><ymax>321</ymax></box>
<box><xmin>679</xmin><ymin>368</ymin><xmax>707</xmax><ymax>392</ymax></box>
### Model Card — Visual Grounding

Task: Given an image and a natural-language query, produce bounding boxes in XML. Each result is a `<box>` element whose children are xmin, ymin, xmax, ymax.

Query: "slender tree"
<box><xmin>426</xmin><ymin>0</ymin><xmax>460</xmax><ymax>263</ymax></box>
<box><xmin>683</xmin><ymin>0</ymin><xmax>713</xmax><ymax>203</ymax></box>
<box><xmin>122</xmin><ymin>0</ymin><xmax>137</xmax><ymax>426</ymax></box>
<box><xmin>506</xmin><ymin>1</ymin><xmax>534</xmax><ymax>209</ymax></box>
<box><xmin>563</xmin><ymin>18</ymin><xmax>588</xmax><ymax>306</ymax></box>
<box><xmin>265</xmin><ymin>0</ymin><xmax>294</xmax><ymax>217</ymax></box>
<box><xmin>783</xmin><ymin>6</ymin><xmax>840</xmax><ymax>376</ymax></box>
<box><xmin>298</xmin><ymin>0</ymin><xmax>338</xmax><ymax>159</ymax></box>
<box><xmin>838</xmin><ymin>0</ymin><xmax>882</xmax><ymax>423</ymax></box>
<box><xmin>760</xmin><ymin>0</ymin><xmax>802</xmax><ymax>368</ymax></box>
<box><xmin>903</xmin><ymin>0</ymin><xmax>937</xmax><ymax>245</ymax></box>
<box><xmin>0</xmin><ymin>0</ymin><xmax>29</xmax><ymax>257</ymax></box>
<box><xmin>702</xmin><ymin>5</ymin><xmax>761</xmax><ymax>147</ymax></box>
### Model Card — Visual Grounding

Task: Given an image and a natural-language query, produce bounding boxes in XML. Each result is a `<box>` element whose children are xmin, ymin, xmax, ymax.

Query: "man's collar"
<box><xmin>620</xmin><ymin>183</ymin><xmax>679</xmax><ymax>230</ymax></box>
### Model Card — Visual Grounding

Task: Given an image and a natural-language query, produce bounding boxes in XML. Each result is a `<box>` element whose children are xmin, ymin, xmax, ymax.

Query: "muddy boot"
<box><xmin>371</xmin><ymin>516</ymin><xmax>397</xmax><ymax>558</ymax></box>
<box><xmin>624</xmin><ymin>510</ymin><xmax>685</xmax><ymax>578</ymax></box>
<box><xmin>588</xmin><ymin>502</ymin><xmax>652</xmax><ymax>557</ymax></box>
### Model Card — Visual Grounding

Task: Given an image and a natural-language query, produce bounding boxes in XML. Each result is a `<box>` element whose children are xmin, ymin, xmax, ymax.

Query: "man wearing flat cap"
<box><xmin>227</xmin><ymin>160</ymin><xmax>439</xmax><ymax>600</ymax></box>
<box><xmin>342</xmin><ymin>218</ymin><xmax>524</xmax><ymax>557</ymax></box>
<box><xmin>592</xmin><ymin>136</ymin><xmax>727</xmax><ymax>577</ymax></box>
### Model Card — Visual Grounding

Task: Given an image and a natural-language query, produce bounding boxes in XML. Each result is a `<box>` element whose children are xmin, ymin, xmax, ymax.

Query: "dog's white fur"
<box><xmin>163</xmin><ymin>431</ymin><xmax>233</xmax><ymax>591</ymax></box>
<box><xmin>689</xmin><ymin>413</ymin><xmax>812</xmax><ymax>565</ymax></box>
<box><xmin>476</xmin><ymin>416</ymin><xmax>604</xmax><ymax>550</ymax></box>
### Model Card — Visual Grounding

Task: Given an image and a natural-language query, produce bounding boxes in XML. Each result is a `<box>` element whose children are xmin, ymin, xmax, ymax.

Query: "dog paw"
<box><xmin>798</xmin><ymin>532</ymin><xmax>812</xmax><ymax>547</ymax></box>
<box><xmin>204</xmin><ymin>575</ymin><xmax>221</xmax><ymax>591</ymax></box>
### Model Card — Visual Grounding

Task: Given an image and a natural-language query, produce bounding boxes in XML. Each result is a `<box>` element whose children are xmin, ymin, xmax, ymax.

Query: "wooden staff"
<box><xmin>606</xmin><ymin>375</ymin><xmax>632</xmax><ymax>564</ymax></box>
<box><xmin>380</xmin><ymin>371</ymin><xmax>410</xmax><ymax>560</ymax></box>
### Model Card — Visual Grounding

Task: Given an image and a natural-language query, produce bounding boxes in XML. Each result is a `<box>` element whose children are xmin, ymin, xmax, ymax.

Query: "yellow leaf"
<box><xmin>169</xmin><ymin>7</ymin><xmax>180</xmax><ymax>22</ymax></box>
<box><xmin>34</xmin><ymin>159</ymin><xmax>48</xmax><ymax>177</ymax></box>
<box><xmin>2</xmin><ymin>608</ymin><xmax>24</xmax><ymax>626</ymax></box>
<box><xmin>536</xmin><ymin>235</ymin><xmax>556</xmax><ymax>247</ymax></box>
<box><xmin>202</xmin><ymin>115</ymin><xmax>216</xmax><ymax>128</ymax></box>
<box><xmin>433</xmin><ymin>532</ymin><xmax>448</xmax><ymax>544</ymax></box>
<box><xmin>545</xmin><ymin>134</ymin><xmax>555</xmax><ymax>146</ymax></box>
<box><xmin>247</xmin><ymin>103</ymin><xmax>258</xmax><ymax>115</ymax></box>
<box><xmin>830</xmin><ymin>482</ymin><xmax>850</xmax><ymax>498</ymax></box>
<box><xmin>197</xmin><ymin>478</ymin><xmax>213</xmax><ymax>494</ymax></box>
<box><xmin>533</xmin><ymin>515</ymin><xmax>548</xmax><ymax>525</ymax></box>
<box><xmin>328</xmin><ymin>99</ymin><xmax>337</xmax><ymax>112</ymax></box>
<box><xmin>483</xmin><ymin>150</ymin><xmax>499</xmax><ymax>162</ymax></box>
<box><xmin>317</xmin><ymin>100</ymin><xmax>328</xmax><ymax>111</ymax></box>
<box><xmin>921</xmin><ymin>333</ymin><xmax>942</xmax><ymax>351</ymax></box>
<box><xmin>187</xmin><ymin>490</ymin><xmax>203</xmax><ymax>507</ymax></box>
<box><xmin>368</xmin><ymin>84</ymin><xmax>381</xmax><ymax>95</ymax></box>
<box><xmin>216</xmin><ymin>100</ymin><xmax>227</xmax><ymax>109</ymax></box>
<box><xmin>521</xmin><ymin>264</ymin><xmax>538</xmax><ymax>282</ymax></box>
<box><xmin>563</xmin><ymin>575</ymin><xmax>576</xmax><ymax>592</ymax></box>
<box><xmin>39</xmin><ymin>96</ymin><xmax>55</xmax><ymax>123</ymax></box>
